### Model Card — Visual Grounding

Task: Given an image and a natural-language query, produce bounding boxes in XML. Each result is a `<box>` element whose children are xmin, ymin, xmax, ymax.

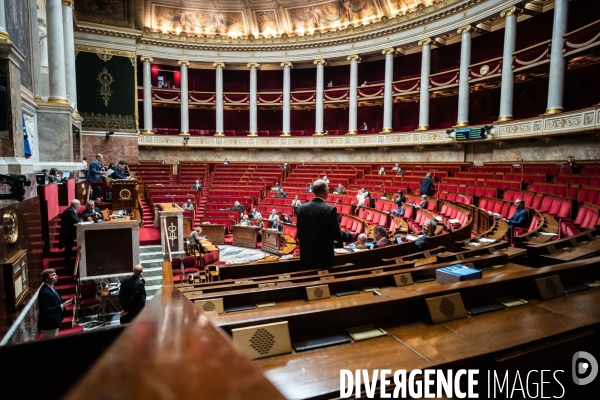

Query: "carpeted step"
<box><xmin>55</xmin><ymin>283</ymin><xmax>76</xmax><ymax>295</ymax></box>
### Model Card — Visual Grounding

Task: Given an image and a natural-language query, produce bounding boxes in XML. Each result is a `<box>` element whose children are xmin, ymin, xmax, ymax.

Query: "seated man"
<box><xmin>231</xmin><ymin>201</ymin><xmax>244</xmax><ymax>214</ymax></box>
<box><xmin>416</xmin><ymin>195</ymin><xmax>428</xmax><ymax>208</ymax></box>
<box><xmin>188</xmin><ymin>226</ymin><xmax>205</xmax><ymax>249</ymax></box>
<box><xmin>291</xmin><ymin>195</ymin><xmax>302</xmax><ymax>207</ymax></box>
<box><xmin>505</xmin><ymin>198</ymin><xmax>528</xmax><ymax>231</ymax></box>
<box><xmin>108</xmin><ymin>160</ymin><xmax>128</xmax><ymax>180</ymax></box>
<box><xmin>182</xmin><ymin>199</ymin><xmax>195</xmax><ymax>211</ymax></box>
<box><xmin>361</xmin><ymin>122</ymin><xmax>368</xmax><ymax>130</ymax></box>
<box><xmin>191</xmin><ymin>179</ymin><xmax>202</xmax><ymax>190</ymax></box>
<box><xmin>238</xmin><ymin>215</ymin><xmax>252</xmax><ymax>226</ymax></box>
<box><xmin>306</xmin><ymin>183</ymin><xmax>313</xmax><ymax>193</ymax></box>
<box><xmin>354</xmin><ymin>233</ymin><xmax>371</xmax><ymax>249</ymax></box>
<box><xmin>281</xmin><ymin>213</ymin><xmax>293</xmax><ymax>224</ymax></box>
<box><xmin>391</xmin><ymin>163</ymin><xmax>400</xmax><ymax>171</ymax></box>
<box><xmin>373</xmin><ymin>226</ymin><xmax>393</xmax><ymax>248</ymax></box>
<box><xmin>272</xmin><ymin>182</ymin><xmax>281</xmax><ymax>191</ymax></box>
<box><xmin>566</xmin><ymin>156</ymin><xmax>581</xmax><ymax>174</ymax></box>
<box><xmin>268</xmin><ymin>209</ymin><xmax>278</xmax><ymax>221</ymax></box>
<box><xmin>271</xmin><ymin>215</ymin><xmax>284</xmax><ymax>232</ymax></box>
<box><xmin>333</xmin><ymin>183</ymin><xmax>346</xmax><ymax>194</ymax></box>
<box><xmin>277</xmin><ymin>187</ymin><xmax>288</xmax><ymax>198</ymax></box>
<box><xmin>250</xmin><ymin>207</ymin><xmax>262</xmax><ymax>219</ymax></box>
<box><xmin>399</xmin><ymin>219</ymin><xmax>437</xmax><ymax>251</ymax></box>
<box><xmin>82</xmin><ymin>200</ymin><xmax>102</xmax><ymax>222</ymax></box>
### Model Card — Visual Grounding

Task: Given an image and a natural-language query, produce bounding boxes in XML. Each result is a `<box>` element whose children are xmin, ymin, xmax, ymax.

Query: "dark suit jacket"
<box><xmin>87</xmin><ymin>159</ymin><xmax>102</xmax><ymax>182</ymax></box>
<box><xmin>82</xmin><ymin>206</ymin><xmax>101</xmax><ymax>221</ymax></box>
<box><xmin>38</xmin><ymin>284</ymin><xmax>65</xmax><ymax>330</ymax></box>
<box><xmin>109</xmin><ymin>166</ymin><xmax>127</xmax><ymax>180</ymax></box>
<box><xmin>119</xmin><ymin>275</ymin><xmax>146</xmax><ymax>323</ymax></box>
<box><xmin>297</xmin><ymin>197</ymin><xmax>353</xmax><ymax>269</ymax></box>
<box><xmin>420</xmin><ymin>177</ymin><xmax>434</xmax><ymax>196</ymax></box>
<box><xmin>191</xmin><ymin>184</ymin><xmax>202</xmax><ymax>190</ymax></box>
<box><xmin>508</xmin><ymin>208</ymin><xmax>528</xmax><ymax>229</ymax></box>
<box><xmin>58</xmin><ymin>207</ymin><xmax>80</xmax><ymax>249</ymax></box>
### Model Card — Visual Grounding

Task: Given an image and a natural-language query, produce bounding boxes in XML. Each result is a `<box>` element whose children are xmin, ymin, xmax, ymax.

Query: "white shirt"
<box><xmin>356</xmin><ymin>193</ymin><xmax>365</xmax><ymax>207</ymax></box>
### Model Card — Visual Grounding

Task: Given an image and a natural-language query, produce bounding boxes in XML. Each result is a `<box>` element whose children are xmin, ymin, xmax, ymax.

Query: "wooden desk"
<box><xmin>110</xmin><ymin>179</ymin><xmax>139</xmax><ymax>209</ymax></box>
<box><xmin>232</xmin><ymin>225</ymin><xmax>259</xmax><ymax>248</ymax></box>
<box><xmin>262</xmin><ymin>229</ymin><xmax>284</xmax><ymax>254</ymax></box>
<box><xmin>76</xmin><ymin>220</ymin><xmax>140</xmax><ymax>278</ymax></box>
<box><xmin>201</xmin><ymin>224</ymin><xmax>226</xmax><ymax>245</ymax></box>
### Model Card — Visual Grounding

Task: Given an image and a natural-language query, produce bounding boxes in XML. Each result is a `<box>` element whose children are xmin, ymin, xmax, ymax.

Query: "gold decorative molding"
<box><xmin>81</xmin><ymin>112</ymin><xmax>137</xmax><ymax>132</ymax></box>
<box><xmin>178</xmin><ymin>60</ymin><xmax>190</xmax><ymax>67</ymax></box>
<box><xmin>457</xmin><ymin>25</ymin><xmax>478</xmax><ymax>35</ymax></box>
<box><xmin>347</xmin><ymin>55</ymin><xmax>361</xmax><ymax>62</ymax></box>
<box><xmin>382</xmin><ymin>48</ymin><xmax>395</xmax><ymax>55</ymax></box>
<box><xmin>214</xmin><ymin>132</ymin><xmax>225</xmax><ymax>136</ymax></box>
<box><xmin>97</xmin><ymin>68</ymin><xmax>114</xmax><ymax>106</ymax></box>
<box><xmin>280</xmin><ymin>62</ymin><xmax>293</xmax><ymax>68</ymax></box>
<box><xmin>415</xmin><ymin>125</ymin><xmax>429</xmax><ymax>131</ymax></box>
<box><xmin>139</xmin><ymin>56</ymin><xmax>153</xmax><ymax>64</ymax></box>
<box><xmin>280</xmin><ymin>132</ymin><xmax>291</xmax><ymax>136</ymax></box>
<box><xmin>418</xmin><ymin>38</ymin><xmax>433</xmax><ymax>46</ymax></box>
<box><xmin>416</xmin><ymin>145</ymin><xmax>425</xmax><ymax>151</ymax></box>
<box><xmin>0</xmin><ymin>29</ymin><xmax>10</xmax><ymax>43</ymax></box>
<box><xmin>381</xmin><ymin>128</ymin><xmax>394</xmax><ymax>133</ymax></box>
<box><xmin>247</xmin><ymin>132</ymin><xmax>258</xmax><ymax>137</ymax></box>
<box><xmin>346</xmin><ymin>130</ymin><xmax>358</xmax><ymax>135</ymax></box>
<box><xmin>74</xmin><ymin>45</ymin><xmax>136</xmax><ymax>66</ymax></box>
<box><xmin>46</xmin><ymin>97</ymin><xmax>70</xmax><ymax>106</ymax></box>
<box><xmin>454</xmin><ymin>121</ymin><xmax>469</xmax><ymax>127</ymax></box>
<box><xmin>313</xmin><ymin>131</ymin><xmax>324</xmax><ymax>136</ymax></box>
<box><xmin>179</xmin><ymin>131</ymin><xmax>190</xmax><ymax>136</ymax></box>
<box><xmin>247</xmin><ymin>63</ymin><xmax>261</xmax><ymax>69</ymax></box>
<box><xmin>544</xmin><ymin>107</ymin><xmax>564</xmax><ymax>115</ymax></box>
<box><xmin>213</xmin><ymin>62</ymin><xmax>226</xmax><ymax>69</ymax></box>
<box><xmin>61</xmin><ymin>0</ymin><xmax>74</xmax><ymax>7</ymax></box>
<box><xmin>496</xmin><ymin>116</ymin><xmax>513</xmax><ymax>122</ymax></box>
<box><xmin>314</xmin><ymin>59</ymin><xmax>327</xmax><ymax>66</ymax></box>
<box><xmin>142</xmin><ymin>130</ymin><xmax>154</xmax><ymax>135</ymax></box>
<box><xmin>500</xmin><ymin>6</ymin><xmax>524</xmax><ymax>18</ymax></box>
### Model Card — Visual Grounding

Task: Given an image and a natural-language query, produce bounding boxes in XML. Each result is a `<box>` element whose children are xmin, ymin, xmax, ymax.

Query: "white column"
<box><xmin>417</xmin><ymin>39</ymin><xmax>432</xmax><ymax>130</ymax></box>
<box><xmin>314</xmin><ymin>59</ymin><xmax>327</xmax><ymax>135</ymax></box>
<box><xmin>497</xmin><ymin>7</ymin><xmax>520</xmax><ymax>121</ymax></box>
<box><xmin>178</xmin><ymin>60</ymin><xmax>190</xmax><ymax>135</ymax></box>
<box><xmin>247</xmin><ymin>63</ymin><xmax>260</xmax><ymax>136</ymax></box>
<box><xmin>281</xmin><ymin>62</ymin><xmax>293</xmax><ymax>136</ymax></box>
<box><xmin>141</xmin><ymin>57</ymin><xmax>154</xmax><ymax>134</ymax></box>
<box><xmin>0</xmin><ymin>0</ymin><xmax>10</xmax><ymax>42</ymax></box>
<box><xmin>62</xmin><ymin>1</ymin><xmax>77</xmax><ymax>111</ymax></box>
<box><xmin>456</xmin><ymin>25</ymin><xmax>474</xmax><ymax>127</ymax></box>
<box><xmin>347</xmin><ymin>55</ymin><xmax>361</xmax><ymax>135</ymax></box>
<box><xmin>214</xmin><ymin>62</ymin><xmax>225</xmax><ymax>136</ymax></box>
<box><xmin>546</xmin><ymin>0</ymin><xmax>569</xmax><ymax>114</ymax></box>
<box><xmin>381</xmin><ymin>48</ymin><xmax>395</xmax><ymax>133</ymax></box>
<box><xmin>47</xmin><ymin>0</ymin><xmax>68</xmax><ymax>105</ymax></box>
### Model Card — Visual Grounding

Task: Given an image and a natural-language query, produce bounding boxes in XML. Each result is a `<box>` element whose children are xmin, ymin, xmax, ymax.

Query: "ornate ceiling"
<box><xmin>76</xmin><ymin>0</ymin><xmax>441</xmax><ymax>37</ymax></box>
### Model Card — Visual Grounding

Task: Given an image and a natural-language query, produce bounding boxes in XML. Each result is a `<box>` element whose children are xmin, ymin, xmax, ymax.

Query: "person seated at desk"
<box><xmin>188</xmin><ymin>226</ymin><xmax>205</xmax><ymax>247</ymax></box>
<box><xmin>277</xmin><ymin>188</ymin><xmax>288</xmax><ymax>198</ymax></box>
<box><xmin>373</xmin><ymin>225</ymin><xmax>393</xmax><ymax>248</ymax></box>
<box><xmin>238</xmin><ymin>214</ymin><xmax>252</xmax><ymax>226</ymax></box>
<box><xmin>398</xmin><ymin>219</ymin><xmax>436</xmax><ymax>250</ymax></box>
<box><xmin>322</xmin><ymin>175</ymin><xmax>330</xmax><ymax>184</ymax></box>
<box><xmin>392</xmin><ymin>163</ymin><xmax>400</xmax><ymax>171</ymax></box>
<box><xmin>232</xmin><ymin>201</ymin><xmax>244</xmax><ymax>215</ymax></box>
<box><xmin>223</xmin><ymin>159</ymin><xmax>229</xmax><ymax>165</ymax></box>
<box><xmin>396</xmin><ymin>166</ymin><xmax>404</xmax><ymax>177</ymax></box>
<box><xmin>82</xmin><ymin>200</ymin><xmax>103</xmax><ymax>222</ymax></box>
<box><xmin>272</xmin><ymin>182</ymin><xmax>281</xmax><ymax>191</ymax></box>
<box><xmin>392</xmin><ymin>192</ymin><xmax>406</xmax><ymax>217</ymax></box>
<box><xmin>282</xmin><ymin>213</ymin><xmax>293</xmax><ymax>224</ymax></box>
<box><xmin>182</xmin><ymin>199</ymin><xmax>195</xmax><ymax>211</ymax></box>
<box><xmin>356</xmin><ymin>189</ymin><xmax>366</xmax><ymax>208</ymax></box>
<box><xmin>47</xmin><ymin>168</ymin><xmax>60</xmax><ymax>183</ymax></box>
<box><xmin>291</xmin><ymin>195</ymin><xmax>302</xmax><ymax>207</ymax></box>
<box><xmin>333</xmin><ymin>183</ymin><xmax>346</xmax><ymax>194</ymax></box>
<box><xmin>360</xmin><ymin>122</ymin><xmax>368</xmax><ymax>131</ymax></box>
<box><xmin>108</xmin><ymin>160</ymin><xmax>129</xmax><ymax>180</ymax></box>
<box><xmin>191</xmin><ymin>179</ymin><xmax>202</xmax><ymax>190</ymax></box>
<box><xmin>566</xmin><ymin>156</ymin><xmax>581</xmax><ymax>174</ymax></box>
<box><xmin>504</xmin><ymin>198</ymin><xmax>528</xmax><ymax>231</ymax></box>
<box><xmin>306</xmin><ymin>183</ymin><xmax>313</xmax><ymax>193</ymax></box>
<box><xmin>268</xmin><ymin>209</ymin><xmax>278</xmax><ymax>221</ymax></box>
<box><xmin>414</xmin><ymin>195</ymin><xmax>427</xmax><ymax>209</ymax></box>
<box><xmin>255</xmin><ymin>217</ymin><xmax>266</xmax><ymax>229</ymax></box>
<box><xmin>353</xmin><ymin>233</ymin><xmax>372</xmax><ymax>249</ymax></box>
<box><xmin>361</xmin><ymin>187</ymin><xmax>371</xmax><ymax>198</ymax></box>
<box><xmin>250</xmin><ymin>207</ymin><xmax>262</xmax><ymax>219</ymax></box>
<box><xmin>378</xmin><ymin>167</ymin><xmax>386</xmax><ymax>175</ymax></box>
<box><xmin>270</xmin><ymin>215</ymin><xmax>284</xmax><ymax>232</ymax></box>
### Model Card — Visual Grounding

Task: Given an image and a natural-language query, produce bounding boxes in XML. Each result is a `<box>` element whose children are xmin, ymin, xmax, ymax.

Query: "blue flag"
<box><xmin>23</xmin><ymin>115</ymin><xmax>32</xmax><ymax>159</ymax></box>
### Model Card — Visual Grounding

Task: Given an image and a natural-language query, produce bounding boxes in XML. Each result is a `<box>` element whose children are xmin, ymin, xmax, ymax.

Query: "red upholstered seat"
<box><xmin>172</xmin><ymin>257</ymin><xmax>184</xmax><ymax>275</ymax></box>
<box><xmin>80</xmin><ymin>282</ymin><xmax>99</xmax><ymax>317</ymax></box>
<box><xmin>211</xmin><ymin>250</ymin><xmax>226</xmax><ymax>266</ymax></box>
<box><xmin>201</xmin><ymin>253</ymin><xmax>212</xmax><ymax>269</ymax></box>
<box><xmin>182</xmin><ymin>256</ymin><xmax>199</xmax><ymax>274</ymax></box>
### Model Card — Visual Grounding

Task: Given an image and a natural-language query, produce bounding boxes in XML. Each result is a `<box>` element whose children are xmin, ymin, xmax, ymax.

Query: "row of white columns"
<box><xmin>140</xmin><ymin>2</ymin><xmax>570</xmax><ymax>135</ymax></box>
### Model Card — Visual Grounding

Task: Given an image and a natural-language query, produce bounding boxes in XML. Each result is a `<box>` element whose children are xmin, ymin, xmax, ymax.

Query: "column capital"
<box><xmin>178</xmin><ymin>60</ymin><xmax>190</xmax><ymax>67</ymax></box>
<box><xmin>61</xmin><ymin>0</ymin><xmax>74</xmax><ymax>7</ymax></box>
<box><xmin>382</xmin><ymin>48</ymin><xmax>395</xmax><ymax>55</ymax></box>
<box><xmin>313</xmin><ymin>59</ymin><xmax>327</xmax><ymax>66</ymax></box>
<box><xmin>247</xmin><ymin>62</ymin><xmax>261</xmax><ymax>69</ymax></box>
<box><xmin>500</xmin><ymin>6</ymin><xmax>523</xmax><ymax>18</ymax></box>
<box><xmin>347</xmin><ymin>55</ymin><xmax>361</xmax><ymax>62</ymax></box>
<box><xmin>280</xmin><ymin>61</ymin><xmax>293</xmax><ymax>68</ymax></box>
<box><xmin>418</xmin><ymin>38</ymin><xmax>433</xmax><ymax>47</ymax></box>
<box><xmin>213</xmin><ymin>62</ymin><xmax>226</xmax><ymax>69</ymax></box>
<box><xmin>457</xmin><ymin>25</ymin><xmax>479</xmax><ymax>35</ymax></box>
<box><xmin>140</xmin><ymin>56</ymin><xmax>153</xmax><ymax>63</ymax></box>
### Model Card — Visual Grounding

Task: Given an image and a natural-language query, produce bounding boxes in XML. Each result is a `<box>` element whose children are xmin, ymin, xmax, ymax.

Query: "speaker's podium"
<box><xmin>109</xmin><ymin>179</ymin><xmax>139</xmax><ymax>209</ymax></box>
<box><xmin>155</xmin><ymin>203</ymin><xmax>184</xmax><ymax>257</ymax></box>
<box><xmin>261</xmin><ymin>229</ymin><xmax>285</xmax><ymax>254</ymax></box>
<box><xmin>76</xmin><ymin>213</ymin><xmax>141</xmax><ymax>279</ymax></box>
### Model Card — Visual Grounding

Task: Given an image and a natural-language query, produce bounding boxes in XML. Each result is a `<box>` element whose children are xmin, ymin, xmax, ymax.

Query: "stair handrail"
<box><xmin>73</xmin><ymin>246</ymin><xmax>82</xmax><ymax>323</ymax></box>
<box><xmin>161</xmin><ymin>217</ymin><xmax>174</xmax><ymax>285</ymax></box>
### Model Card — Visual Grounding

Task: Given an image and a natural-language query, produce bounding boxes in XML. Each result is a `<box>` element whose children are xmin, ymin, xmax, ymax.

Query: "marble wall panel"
<box><xmin>138</xmin><ymin>145</ymin><xmax>465</xmax><ymax>164</ymax></box>
<box><xmin>37</xmin><ymin>111</ymin><xmax>72</xmax><ymax>162</ymax></box>
<box><xmin>82</xmin><ymin>134</ymin><xmax>139</xmax><ymax>165</ymax></box>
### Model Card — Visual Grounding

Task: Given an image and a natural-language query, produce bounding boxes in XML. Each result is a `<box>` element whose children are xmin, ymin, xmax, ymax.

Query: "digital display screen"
<box><xmin>455</xmin><ymin>128</ymin><xmax>487</xmax><ymax>140</ymax></box>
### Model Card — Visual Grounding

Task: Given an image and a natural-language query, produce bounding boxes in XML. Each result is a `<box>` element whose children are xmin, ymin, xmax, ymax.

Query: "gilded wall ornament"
<box><xmin>97</xmin><ymin>67</ymin><xmax>114</xmax><ymax>106</ymax></box>
<box><xmin>3</xmin><ymin>210</ymin><xmax>18</xmax><ymax>244</ymax></box>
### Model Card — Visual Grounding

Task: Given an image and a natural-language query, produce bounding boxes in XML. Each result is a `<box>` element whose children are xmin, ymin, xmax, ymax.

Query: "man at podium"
<box><xmin>107</xmin><ymin>160</ymin><xmax>129</xmax><ymax>180</ymax></box>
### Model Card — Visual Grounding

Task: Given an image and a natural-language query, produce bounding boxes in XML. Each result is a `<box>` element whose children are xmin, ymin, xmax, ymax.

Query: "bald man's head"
<box><xmin>133</xmin><ymin>264</ymin><xmax>143</xmax><ymax>276</ymax></box>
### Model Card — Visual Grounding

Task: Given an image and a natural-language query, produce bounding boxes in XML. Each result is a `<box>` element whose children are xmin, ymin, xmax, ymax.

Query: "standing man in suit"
<box><xmin>87</xmin><ymin>154</ymin><xmax>105</xmax><ymax>200</ymax></box>
<box><xmin>419</xmin><ymin>172</ymin><xmax>434</xmax><ymax>196</ymax></box>
<box><xmin>191</xmin><ymin>179</ymin><xmax>202</xmax><ymax>190</ymax></box>
<box><xmin>38</xmin><ymin>269</ymin><xmax>73</xmax><ymax>338</ymax></box>
<box><xmin>119</xmin><ymin>265</ymin><xmax>146</xmax><ymax>324</ymax></box>
<box><xmin>59</xmin><ymin>199</ymin><xmax>81</xmax><ymax>273</ymax></box>
<box><xmin>297</xmin><ymin>180</ymin><xmax>358</xmax><ymax>269</ymax></box>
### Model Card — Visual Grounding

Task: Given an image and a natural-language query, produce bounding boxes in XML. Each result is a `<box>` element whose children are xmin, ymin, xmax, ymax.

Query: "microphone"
<box><xmin>351</xmin><ymin>165</ymin><xmax>357</xmax><ymax>170</ymax></box>
<box><xmin>456</xmin><ymin>194</ymin><xmax>471</xmax><ymax>205</ymax></box>
<box><xmin>259</xmin><ymin>176</ymin><xmax>266</xmax><ymax>181</ymax></box>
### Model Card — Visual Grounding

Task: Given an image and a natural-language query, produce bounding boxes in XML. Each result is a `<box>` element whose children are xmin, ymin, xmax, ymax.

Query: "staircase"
<box><xmin>141</xmin><ymin>198</ymin><xmax>154</xmax><ymax>226</ymax></box>
<box><xmin>194</xmin><ymin>172</ymin><xmax>212</xmax><ymax>226</ymax></box>
<box><xmin>41</xmin><ymin>215</ymin><xmax>84</xmax><ymax>337</ymax></box>
<box><xmin>139</xmin><ymin>245</ymin><xmax>168</xmax><ymax>300</ymax></box>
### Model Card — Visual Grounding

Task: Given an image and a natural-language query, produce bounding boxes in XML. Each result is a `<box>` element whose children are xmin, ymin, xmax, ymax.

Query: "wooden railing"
<box><xmin>73</xmin><ymin>246</ymin><xmax>82</xmax><ymax>323</ymax></box>
<box><xmin>161</xmin><ymin>218</ymin><xmax>173</xmax><ymax>286</ymax></box>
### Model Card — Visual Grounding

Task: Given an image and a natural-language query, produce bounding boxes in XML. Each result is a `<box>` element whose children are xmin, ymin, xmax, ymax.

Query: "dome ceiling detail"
<box><xmin>147</xmin><ymin>0</ymin><xmax>438</xmax><ymax>37</ymax></box>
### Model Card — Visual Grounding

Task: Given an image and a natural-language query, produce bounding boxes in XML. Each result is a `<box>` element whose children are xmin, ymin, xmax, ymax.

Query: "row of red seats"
<box><xmin>339</xmin><ymin>215</ymin><xmax>366</xmax><ymax>234</ymax></box>
<box><xmin>560</xmin><ymin>202</ymin><xmax>600</xmax><ymax>236</ymax></box>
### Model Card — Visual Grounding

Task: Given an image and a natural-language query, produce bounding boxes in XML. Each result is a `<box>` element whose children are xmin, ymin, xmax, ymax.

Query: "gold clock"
<box><xmin>3</xmin><ymin>210</ymin><xmax>18</xmax><ymax>244</ymax></box>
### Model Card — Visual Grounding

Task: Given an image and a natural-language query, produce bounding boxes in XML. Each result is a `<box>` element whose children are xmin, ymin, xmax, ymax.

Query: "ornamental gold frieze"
<box><xmin>137</xmin><ymin>0</ymin><xmax>482</xmax><ymax>52</ymax></box>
